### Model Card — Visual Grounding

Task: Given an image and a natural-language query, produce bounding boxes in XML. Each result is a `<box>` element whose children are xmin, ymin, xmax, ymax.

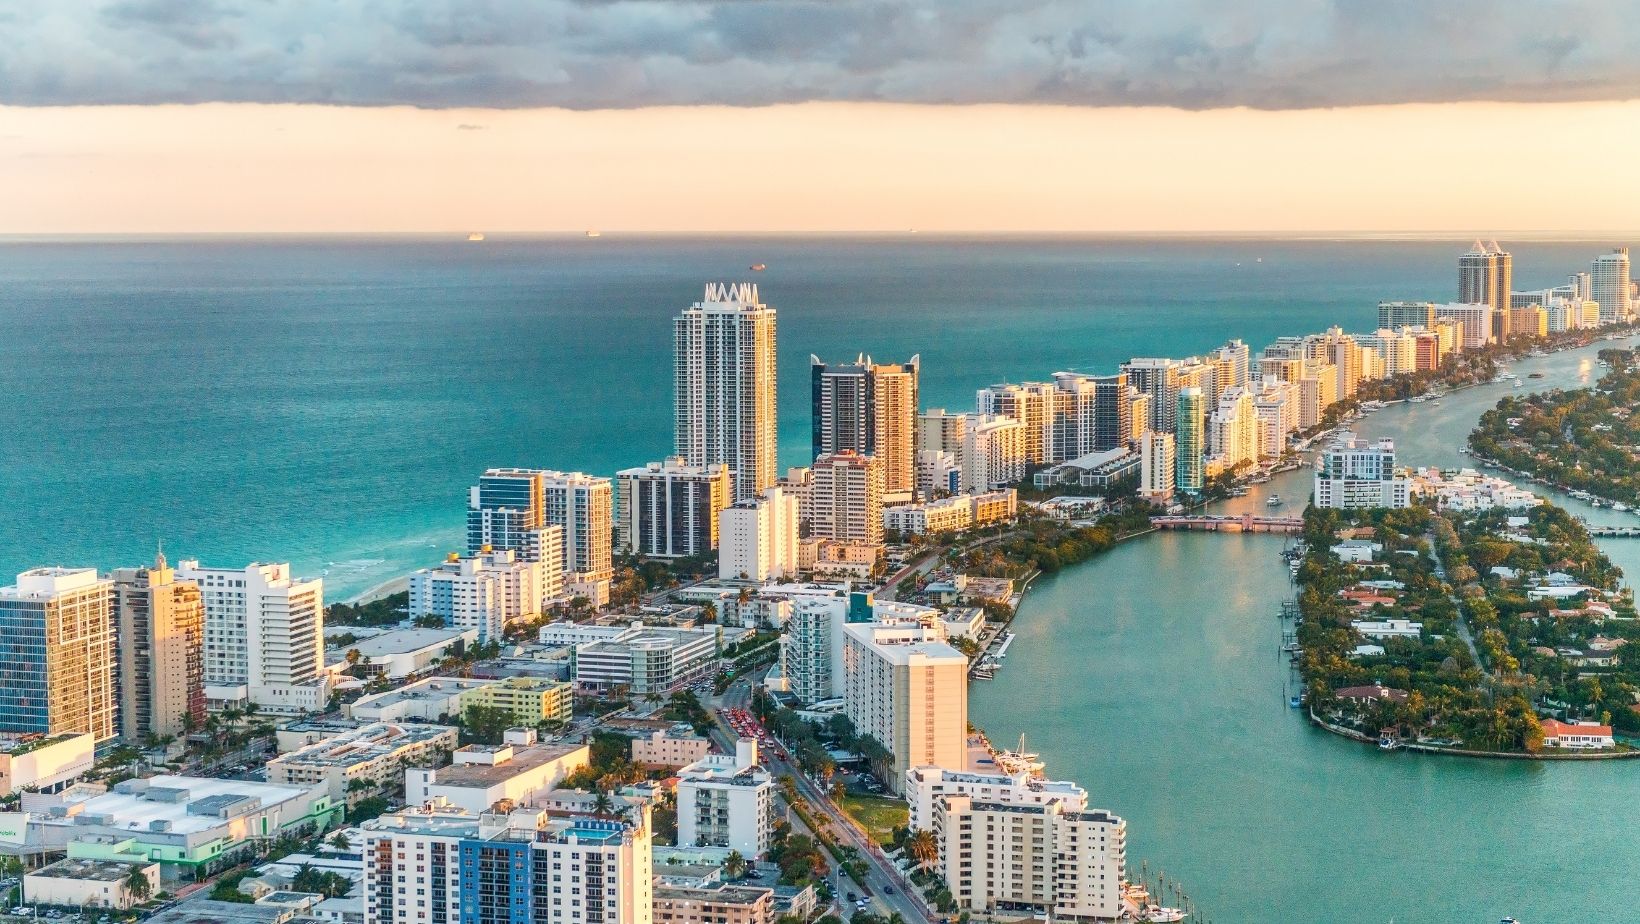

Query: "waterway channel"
<box><xmin>969</xmin><ymin>337</ymin><xmax>1640</xmax><ymax>924</ymax></box>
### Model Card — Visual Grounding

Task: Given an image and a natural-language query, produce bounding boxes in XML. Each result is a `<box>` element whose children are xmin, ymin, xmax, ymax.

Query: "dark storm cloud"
<box><xmin>3</xmin><ymin>0</ymin><xmax>1639</xmax><ymax>110</ymax></box>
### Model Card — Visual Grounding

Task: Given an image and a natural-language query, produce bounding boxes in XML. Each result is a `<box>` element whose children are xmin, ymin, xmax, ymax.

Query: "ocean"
<box><xmin>0</xmin><ymin>234</ymin><xmax>1618</xmax><ymax>597</ymax></box>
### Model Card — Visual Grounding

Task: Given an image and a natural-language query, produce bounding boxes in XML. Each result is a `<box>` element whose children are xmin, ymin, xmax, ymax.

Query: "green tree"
<box><xmin>123</xmin><ymin>866</ymin><xmax>152</xmax><ymax>903</ymax></box>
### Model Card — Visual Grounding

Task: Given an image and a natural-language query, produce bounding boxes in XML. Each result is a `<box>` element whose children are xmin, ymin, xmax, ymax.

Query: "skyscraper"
<box><xmin>1090</xmin><ymin>373</ymin><xmax>1132</xmax><ymax>452</ymax></box>
<box><xmin>1459</xmin><ymin>240</ymin><xmax>1512</xmax><ymax>341</ymax></box>
<box><xmin>976</xmin><ymin>380</ymin><xmax>1055</xmax><ymax>467</ymax></box>
<box><xmin>1175</xmin><ymin>388</ymin><xmax>1206</xmax><ymax>494</ymax></box>
<box><xmin>809</xmin><ymin>451</ymin><xmax>886</xmax><ymax>545</ymax></box>
<box><xmin>114</xmin><ymin>553</ymin><xmax>205</xmax><ymax>740</ymax></box>
<box><xmin>1377</xmin><ymin>301</ymin><xmax>1437</xmax><ymax>331</ymax></box>
<box><xmin>1119</xmin><ymin>359</ymin><xmax>1181</xmax><ymax>433</ymax></box>
<box><xmin>175</xmin><ymin>560</ymin><xmax>326</xmax><ymax>713</ymax></box>
<box><xmin>1592</xmin><ymin>248</ymin><xmax>1632</xmax><ymax>324</ymax></box>
<box><xmin>0</xmin><ymin>568</ymin><xmax>117</xmax><ymax>745</ymax></box>
<box><xmin>812</xmin><ymin>354</ymin><xmax>920</xmax><ymax>498</ymax></box>
<box><xmin>676</xmin><ymin>282</ymin><xmax>778</xmax><ymax>502</ymax></box>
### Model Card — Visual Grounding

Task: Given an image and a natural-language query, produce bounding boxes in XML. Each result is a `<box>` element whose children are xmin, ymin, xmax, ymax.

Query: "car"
<box><xmin>882</xmin><ymin>886</ymin><xmax>894</xmax><ymax>894</ymax></box>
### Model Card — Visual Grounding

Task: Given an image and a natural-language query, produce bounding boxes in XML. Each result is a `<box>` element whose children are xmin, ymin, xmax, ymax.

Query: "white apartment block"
<box><xmin>268</xmin><ymin>721</ymin><xmax>458</xmax><ymax>802</ymax></box>
<box><xmin>718</xmin><ymin>486</ymin><xmax>801</xmax><ymax>582</ymax></box>
<box><xmin>1314</xmin><ymin>433</ymin><xmax>1411</xmax><ymax>509</ymax></box>
<box><xmin>542</xmin><ymin>471</ymin><xmax>615</xmax><ymax>605</ymax></box>
<box><xmin>1591</xmin><ymin>248</ymin><xmax>1631</xmax><ymax>324</ymax></box>
<box><xmin>936</xmin><ymin>795</ymin><xmax>1127</xmax><ymax>922</ymax></box>
<box><xmin>630</xmin><ymin>728</ymin><xmax>713</xmax><ymax>768</ymax></box>
<box><xmin>808</xmin><ymin>452</ymin><xmax>884</xmax><ymax>545</ymax></box>
<box><xmin>676</xmin><ymin>282</ymin><xmax>779</xmax><ymax>503</ymax></box>
<box><xmin>1137</xmin><ymin>431</ymin><xmax>1175</xmax><ymax>504</ymax></box>
<box><xmin>961</xmin><ymin>414</ymin><xmax>1027</xmax><ymax>493</ymax></box>
<box><xmin>841</xmin><ymin>622</ymin><xmax>967</xmax><ymax>794</ymax></box>
<box><xmin>976</xmin><ymin>381</ymin><xmax>1058</xmax><ymax>466</ymax></box>
<box><xmin>175</xmin><ymin>560</ymin><xmax>327</xmax><ymax>713</ymax></box>
<box><xmin>1252</xmin><ymin>381</ymin><xmax>1299</xmax><ymax>460</ymax></box>
<box><xmin>1208</xmin><ymin>387</ymin><xmax>1258</xmax><ymax>472</ymax></box>
<box><xmin>1434</xmin><ymin>303</ymin><xmax>1495</xmax><ymax>349</ymax></box>
<box><xmin>360</xmin><ymin>807</ymin><xmax>469</xmax><ymax>924</ymax></box>
<box><xmin>905</xmin><ymin>765</ymin><xmax>1088</xmax><ymax>833</ymax></box>
<box><xmin>409</xmin><ymin>550</ymin><xmax>551</xmax><ymax>643</ymax></box>
<box><xmin>404</xmin><ymin>729</ymin><xmax>590</xmax><ymax>814</ymax></box>
<box><xmin>882</xmin><ymin>489</ymin><xmax>1018</xmax><ymax>536</ymax></box>
<box><xmin>676</xmin><ymin>739</ymin><xmax>775</xmax><ymax>857</ymax></box>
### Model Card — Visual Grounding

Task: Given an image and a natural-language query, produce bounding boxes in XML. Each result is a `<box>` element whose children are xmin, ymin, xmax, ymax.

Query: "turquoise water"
<box><xmin>0</xmin><ymin>234</ymin><xmax>1618</xmax><ymax>598</ymax></box>
<box><xmin>971</xmin><ymin>340</ymin><xmax>1640</xmax><ymax>924</ymax></box>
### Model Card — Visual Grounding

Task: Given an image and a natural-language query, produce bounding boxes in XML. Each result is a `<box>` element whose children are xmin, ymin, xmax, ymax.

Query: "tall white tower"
<box><xmin>1592</xmin><ymin>248</ymin><xmax>1632</xmax><ymax>324</ymax></box>
<box><xmin>675</xmin><ymin>283</ymin><xmax>778</xmax><ymax>502</ymax></box>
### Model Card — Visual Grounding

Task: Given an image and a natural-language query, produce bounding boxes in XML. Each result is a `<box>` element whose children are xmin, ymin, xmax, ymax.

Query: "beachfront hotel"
<box><xmin>812</xmin><ymin>354</ymin><xmax>920</xmax><ymax>501</ymax></box>
<box><xmin>175</xmin><ymin>559</ymin><xmax>328</xmax><ymax>714</ymax></box>
<box><xmin>408</xmin><ymin>549</ymin><xmax>553</xmax><ymax>643</ymax></box>
<box><xmin>675</xmin><ymin>282</ymin><xmax>779</xmax><ymax>503</ymax></box>
<box><xmin>0</xmin><ymin>568</ymin><xmax>118</xmax><ymax>746</ymax></box>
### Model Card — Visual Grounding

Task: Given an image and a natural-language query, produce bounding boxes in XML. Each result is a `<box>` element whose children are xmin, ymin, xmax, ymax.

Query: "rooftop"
<box><xmin>350</xmin><ymin>677</ymin><xmax>493</xmax><ymax>709</ymax></box>
<box><xmin>431</xmin><ymin>742</ymin><xmax>589</xmax><ymax>788</ymax></box>
<box><xmin>30</xmin><ymin>857</ymin><xmax>147</xmax><ymax>881</ymax></box>
<box><xmin>271</xmin><ymin>723</ymin><xmax>455</xmax><ymax>769</ymax></box>
<box><xmin>145</xmin><ymin>898</ymin><xmax>299</xmax><ymax>924</ymax></box>
<box><xmin>45</xmin><ymin>775</ymin><xmax>313</xmax><ymax>836</ymax></box>
<box><xmin>334</xmin><ymin>627</ymin><xmax>472</xmax><ymax>658</ymax></box>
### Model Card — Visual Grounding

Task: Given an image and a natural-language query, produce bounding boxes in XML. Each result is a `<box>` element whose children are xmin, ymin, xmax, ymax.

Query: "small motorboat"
<box><xmin>749</xmin><ymin>263</ymin><xmax>766</xmax><ymax>271</ymax></box>
<box><xmin>467</xmin><ymin>232</ymin><xmax>485</xmax><ymax>241</ymax></box>
<box><xmin>1140</xmin><ymin>907</ymin><xmax>1187</xmax><ymax>923</ymax></box>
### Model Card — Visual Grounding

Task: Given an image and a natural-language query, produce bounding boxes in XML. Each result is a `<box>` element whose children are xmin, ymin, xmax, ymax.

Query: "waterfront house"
<box><xmin>1351</xmin><ymin>618</ymin><xmax>1422</xmax><ymax>639</ymax></box>
<box><xmin>1330</xmin><ymin>539</ymin><xmax>1381</xmax><ymax>563</ymax></box>
<box><xmin>1539</xmin><ymin>719</ymin><xmax>1616</xmax><ymax>749</ymax></box>
<box><xmin>1334</xmin><ymin>684</ymin><xmax>1409</xmax><ymax>706</ymax></box>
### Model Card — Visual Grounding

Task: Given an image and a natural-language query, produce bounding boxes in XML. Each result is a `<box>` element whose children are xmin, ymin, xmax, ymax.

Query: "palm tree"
<box><xmin>723</xmin><ymin>850</ymin><xmax>747</xmax><ymax>880</ymax></box>
<box><xmin>123</xmin><ymin>866</ymin><xmax>152</xmax><ymax>904</ymax></box>
<box><xmin>591</xmin><ymin>791</ymin><xmax>615</xmax><ymax>818</ymax></box>
<box><xmin>329</xmin><ymin>832</ymin><xmax>351</xmax><ymax>851</ymax></box>
<box><xmin>906</xmin><ymin>829</ymin><xmax>938</xmax><ymax>871</ymax></box>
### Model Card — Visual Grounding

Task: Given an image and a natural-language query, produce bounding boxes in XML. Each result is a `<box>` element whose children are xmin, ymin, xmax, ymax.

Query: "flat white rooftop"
<box><xmin>49</xmin><ymin>775</ymin><xmax>313</xmax><ymax>836</ymax></box>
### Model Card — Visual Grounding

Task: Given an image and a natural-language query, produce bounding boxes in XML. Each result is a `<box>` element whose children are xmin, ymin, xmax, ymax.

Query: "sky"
<box><xmin>3</xmin><ymin>1</ymin><xmax>1640</xmax><ymax>233</ymax></box>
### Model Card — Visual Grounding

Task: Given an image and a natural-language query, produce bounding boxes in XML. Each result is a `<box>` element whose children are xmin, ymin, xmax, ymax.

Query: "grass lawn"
<box><xmin>839</xmin><ymin>793</ymin><xmax>908</xmax><ymax>846</ymax></box>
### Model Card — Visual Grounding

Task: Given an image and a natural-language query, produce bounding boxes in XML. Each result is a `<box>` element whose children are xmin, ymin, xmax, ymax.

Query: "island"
<box><xmin>1293</xmin><ymin>500</ymin><xmax>1639</xmax><ymax>754</ymax></box>
<box><xmin>1469</xmin><ymin>348</ymin><xmax>1640</xmax><ymax>509</ymax></box>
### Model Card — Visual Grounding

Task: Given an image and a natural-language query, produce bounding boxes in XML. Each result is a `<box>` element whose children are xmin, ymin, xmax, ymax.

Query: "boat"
<box><xmin>1378</xmin><ymin>735</ymin><xmax>1401</xmax><ymax>751</ymax></box>
<box><xmin>1266</xmin><ymin>495</ymin><xmax>1284</xmax><ymax>507</ymax></box>
<box><xmin>585</xmin><ymin>230</ymin><xmax>602</xmax><ymax>238</ymax></box>
<box><xmin>467</xmin><ymin>232</ymin><xmax>485</xmax><ymax>241</ymax></box>
<box><xmin>749</xmin><ymin>263</ymin><xmax>766</xmax><ymax>271</ymax></box>
<box><xmin>1527</xmin><ymin>372</ymin><xmax>1545</xmax><ymax>379</ymax></box>
<box><xmin>1613</xmin><ymin>502</ymin><xmax>1631</xmax><ymax>512</ymax></box>
<box><xmin>1139</xmin><ymin>906</ymin><xmax>1187</xmax><ymax>923</ymax></box>
<box><xmin>1289</xmin><ymin>696</ymin><xmax>1302</xmax><ymax>708</ymax></box>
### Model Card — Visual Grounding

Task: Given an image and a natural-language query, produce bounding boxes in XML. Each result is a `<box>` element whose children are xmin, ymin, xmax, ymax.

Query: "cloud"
<box><xmin>3</xmin><ymin>1</ymin><xmax>1639</xmax><ymax>110</ymax></box>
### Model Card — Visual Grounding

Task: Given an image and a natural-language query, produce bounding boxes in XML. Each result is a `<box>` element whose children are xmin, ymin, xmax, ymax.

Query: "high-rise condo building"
<box><xmin>808</xmin><ymin>452</ymin><xmax>885</xmax><ymax>546</ymax></box>
<box><xmin>1209</xmin><ymin>339</ymin><xmax>1250</xmax><ymax>392</ymax></box>
<box><xmin>718</xmin><ymin>487</ymin><xmax>801</xmax><ymax>583</ymax></box>
<box><xmin>936</xmin><ymin>793</ymin><xmax>1126</xmax><ymax>921</ymax></box>
<box><xmin>976</xmin><ymin>381</ymin><xmax>1056</xmax><ymax>466</ymax></box>
<box><xmin>812</xmin><ymin>355</ymin><xmax>920</xmax><ymax>499</ymax></box>
<box><xmin>1377</xmin><ymin>301</ymin><xmax>1437</xmax><ymax>332</ymax></box>
<box><xmin>174</xmin><ymin>560</ymin><xmax>327</xmax><ymax>714</ymax></box>
<box><xmin>919</xmin><ymin>410</ymin><xmax>1026</xmax><ymax>494</ymax></box>
<box><xmin>0</xmin><ymin>569</ymin><xmax>117</xmax><ymax>745</ymax></box>
<box><xmin>113</xmin><ymin>554</ymin><xmax>205</xmax><ymax>740</ymax></box>
<box><xmin>1592</xmin><ymin>248</ymin><xmax>1632</xmax><ymax>324</ymax></box>
<box><xmin>676</xmin><ymin>282</ymin><xmax>778</xmax><ymax>502</ymax></box>
<box><xmin>842</xmin><ymin>621</ymin><xmax>967</xmax><ymax>794</ymax></box>
<box><xmin>1314</xmin><ymin>433</ymin><xmax>1411</xmax><ymax>509</ymax></box>
<box><xmin>1459</xmin><ymin>240</ymin><xmax>1513</xmax><ymax>341</ymax></box>
<box><xmin>1252</xmin><ymin>381</ymin><xmax>1300</xmax><ymax>460</ymax></box>
<box><xmin>1209</xmin><ymin>387</ymin><xmax>1258</xmax><ymax>472</ymax></box>
<box><xmin>616</xmin><ymin>458</ymin><xmax>733</xmax><ymax>559</ymax></box>
<box><xmin>1138</xmin><ymin>432</ymin><xmax>1176</xmax><ymax>505</ymax></box>
<box><xmin>1118</xmin><ymin>359</ymin><xmax>1181</xmax><ymax>433</ymax></box>
<box><xmin>1174</xmin><ymin>388</ymin><xmax>1206</xmax><ymax>493</ymax></box>
<box><xmin>467</xmin><ymin>468</ymin><xmax>610</xmax><ymax>606</ymax></box>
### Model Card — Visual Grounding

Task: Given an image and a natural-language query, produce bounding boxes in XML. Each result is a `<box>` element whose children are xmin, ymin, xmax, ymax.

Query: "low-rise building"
<box><xmin>653</xmin><ymin>882</ymin><xmax>775</xmax><ymax>924</ymax></box>
<box><xmin>571</xmin><ymin>625</ymin><xmax>720</xmax><ymax>695</ymax></box>
<box><xmin>0</xmin><ymin>733</ymin><xmax>95</xmax><ymax>796</ymax></box>
<box><xmin>267</xmin><ymin>722</ymin><xmax>458</xmax><ymax>802</ymax></box>
<box><xmin>403</xmin><ymin>729</ymin><xmax>589</xmax><ymax>814</ymax></box>
<box><xmin>676</xmin><ymin>740</ymin><xmax>775</xmax><ymax>858</ymax></box>
<box><xmin>327</xmin><ymin>628</ymin><xmax>477</xmax><ymax>681</ymax></box>
<box><xmin>1330</xmin><ymin>540</ymin><xmax>1381</xmax><ymax>563</ymax></box>
<box><xmin>1031</xmin><ymin>447</ymin><xmax>1140</xmax><ymax>491</ymax></box>
<box><xmin>15</xmin><ymin>776</ymin><xmax>342</xmax><ymax>877</ymax></box>
<box><xmin>462</xmin><ymin>676</ymin><xmax>574</xmax><ymax>726</ymax></box>
<box><xmin>24</xmin><ymin>856</ymin><xmax>160</xmax><ymax>910</ymax></box>
<box><xmin>346</xmin><ymin>677</ymin><xmax>494</xmax><ymax>723</ymax></box>
<box><xmin>1350</xmin><ymin>619</ymin><xmax>1423</xmax><ymax>639</ymax></box>
<box><xmin>631</xmin><ymin>727</ymin><xmax>714</xmax><ymax>769</ymax></box>
<box><xmin>1540</xmin><ymin>719</ymin><xmax>1615</xmax><ymax>749</ymax></box>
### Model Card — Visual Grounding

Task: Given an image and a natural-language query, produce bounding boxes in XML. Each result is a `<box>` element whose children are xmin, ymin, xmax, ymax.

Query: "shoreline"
<box><xmin>344</xmin><ymin>575</ymin><xmax>410</xmax><ymax>606</ymax></box>
<box><xmin>1306</xmin><ymin>709</ymin><xmax>1640</xmax><ymax>760</ymax></box>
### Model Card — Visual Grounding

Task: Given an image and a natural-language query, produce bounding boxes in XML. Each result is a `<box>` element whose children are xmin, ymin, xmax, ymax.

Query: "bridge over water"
<box><xmin>1152</xmin><ymin>514</ymin><xmax>1305</xmax><ymax>533</ymax></box>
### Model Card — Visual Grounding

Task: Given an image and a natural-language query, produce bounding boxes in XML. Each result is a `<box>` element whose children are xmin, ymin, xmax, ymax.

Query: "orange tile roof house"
<box><xmin>1539</xmin><ymin>719</ymin><xmax>1615</xmax><ymax>750</ymax></box>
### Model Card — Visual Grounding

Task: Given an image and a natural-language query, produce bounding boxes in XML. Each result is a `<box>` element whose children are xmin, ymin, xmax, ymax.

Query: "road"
<box><xmin>710</xmin><ymin>679</ymin><xmax>934</xmax><ymax>924</ymax></box>
<box><xmin>1426</xmin><ymin>531</ymin><xmax>1484</xmax><ymax>666</ymax></box>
